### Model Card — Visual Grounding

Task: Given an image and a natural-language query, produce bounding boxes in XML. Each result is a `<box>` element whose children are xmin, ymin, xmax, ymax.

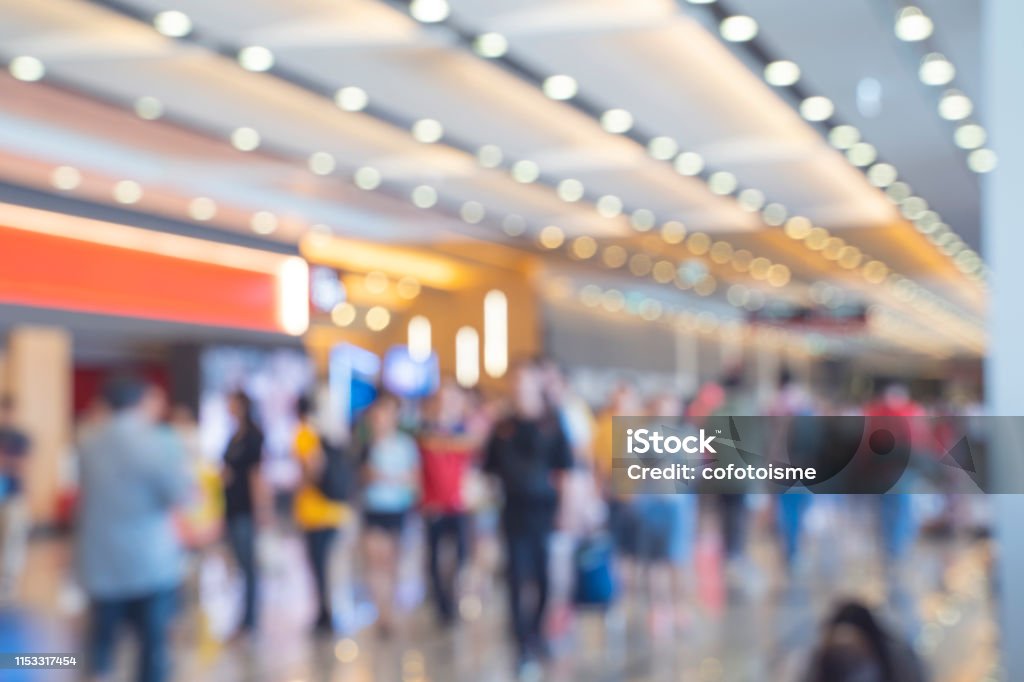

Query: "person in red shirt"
<box><xmin>418</xmin><ymin>380</ymin><xmax>478</xmax><ymax>625</ymax></box>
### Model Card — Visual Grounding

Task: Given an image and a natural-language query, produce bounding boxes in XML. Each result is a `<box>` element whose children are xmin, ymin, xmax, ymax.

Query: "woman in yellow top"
<box><xmin>292</xmin><ymin>394</ymin><xmax>346</xmax><ymax>634</ymax></box>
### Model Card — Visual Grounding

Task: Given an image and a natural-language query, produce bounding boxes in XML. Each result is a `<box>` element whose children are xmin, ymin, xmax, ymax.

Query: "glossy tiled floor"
<box><xmin>3</xmin><ymin>500</ymin><xmax>1003</xmax><ymax>682</ymax></box>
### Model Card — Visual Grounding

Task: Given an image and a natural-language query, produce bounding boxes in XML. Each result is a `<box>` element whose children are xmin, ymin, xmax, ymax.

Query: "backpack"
<box><xmin>318</xmin><ymin>439</ymin><xmax>354</xmax><ymax>502</ymax></box>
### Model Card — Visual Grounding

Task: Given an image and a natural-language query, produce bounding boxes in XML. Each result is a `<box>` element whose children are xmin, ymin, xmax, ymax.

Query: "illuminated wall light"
<box><xmin>686</xmin><ymin>232</ymin><xmax>711</xmax><ymax>255</ymax></box>
<box><xmin>784</xmin><ymin>216</ymin><xmax>813</xmax><ymax>240</ymax></box>
<box><xmin>767</xmin><ymin>264</ymin><xmax>791</xmax><ymax>287</ymax></box>
<box><xmin>630</xmin><ymin>208</ymin><xmax>656</xmax><ymax>232</ymax></box>
<box><xmin>334</xmin><ymin>86</ymin><xmax>368</xmax><ymax>112</ymax></box>
<box><xmin>915</xmin><ymin>211</ymin><xmax>940</xmax><ymax>232</ymax></box>
<box><xmin>647</xmin><ymin>136</ymin><xmax>679</xmax><ymax>160</ymax></box>
<box><xmin>113</xmin><ymin>180</ymin><xmax>143</xmax><ymax>204</ymax></box>
<box><xmin>885</xmin><ymin>181</ymin><xmax>911</xmax><ymax>203</ymax></box>
<box><xmin>364</xmin><ymin>270</ymin><xmax>389</xmax><ymax>294</ymax></box>
<box><xmin>749</xmin><ymin>257</ymin><xmax>772</xmax><ymax>279</ymax></box>
<box><xmin>660</xmin><ymin>221</ymin><xmax>686</xmax><ymax>244</ymax></box>
<box><xmin>652</xmin><ymin>260</ymin><xmax>676</xmax><ymax>283</ymax></box>
<box><xmin>231</xmin><ymin>127</ymin><xmax>261</xmax><ymax>151</ymax></box>
<box><xmin>863</xmin><ymin>260</ymin><xmax>889</xmax><ymax>284</ymax></box>
<box><xmin>542</xmin><ymin>75</ymin><xmax>578</xmax><ymax>101</ymax></box>
<box><xmin>331</xmin><ymin>302</ymin><xmax>356</xmax><ymax>327</ymax></box>
<box><xmin>408</xmin><ymin>315</ymin><xmax>432</xmax><ymax>362</ymax></box>
<box><xmin>396</xmin><ymin>276</ymin><xmax>421</xmax><ymax>300</ymax></box>
<box><xmin>602</xmin><ymin>245</ymin><xmax>628</xmax><ymax>268</ymax></box>
<box><xmin>9</xmin><ymin>56</ymin><xmax>45</xmax><ymax>82</ymax></box>
<box><xmin>764</xmin><ymin>60</ymin><xmax>800</xmax><ymax>86</ymax></box>
<box><xmin>919</xmin><ymin>53</ymin><xmax>955</xmax><ymax>86</ymax></box>
<box><xmin>732</xmin><ymin>250</ymin><xmax>752</xmax><ymax>272</ymax></box>
<box><xmin>846</xmin><ymin>142</ymin><xmax>878</xmax><ymax>167</ymax></box>
<box><xmin>477</xmin><ymin>144</ymin><xmax>503</xmax><ymax>168</ymax></box>
<box><xmin>134</xmin><ymin>96</ymin><xmax>164</xmax><ymax>120</ymax></box>
<box><xmin>412</xmin><ymin>118</ymin><xmax>444</xmax><ymax>143</ymax></box>
<box><xmin>967</xmin><ymin>149</ymin><xmax>998</xmax><ymax>174</ymax></box>
<box><xmin>708</xmin><ymin>171</ymin><xmax>737</xmax><ymax>195</ymax></box>
<box><xmin>188</xmin><ymin>196</ymin><xmax>217</xmax><ymax>221</ymax></box>
<box><xmin>867</xmin><ymin>163</ymin><xmax>898</xmax><ymax>188</ymax></box>
<box><xmin>938</xmin><ymin>90</ymin><xmax>973</xmax><ymax>121</ymax></box>
<box><xmin>828</xmin><ymin>125</ymin><xmax>861</xmax><ymax>150</ymax></box>
<box><xmin>365</xmin><ymin>306</ymin><xmax>391</xmax><ymax>332</ymax></box>
<box><xmin>308</xmin><ymin>151</ymin><xmax>336</xmax><ymax>175</ymax></box>
<box><xmin>738</xmin><ymin>188</ymin><xmax>766</xmax><ymax>211</ymax></box>
<box><xmin>511</xmin><ymin>160</ymin><xmax>540</xmax><ymax>183</ymax></box>
<box><xmin>720</xmin><ymin>15</ymin><xmax>758</xmax><ymax>42</ymax></box>
<box><xmin>800</xmin><ymin>96</ymin><xmax>834</xmax><ymax>122</ymax></box>
<box><xmin>571</xmin><ymin>236</ymin><xmax>597</xmax><ymax>259</ymax></box>
<box><xmin>709</xmin><ymin>241</ymin><xmax>733</xmax><ymax>264</ymax></box>
<box><xmin>895</xmin><ymin>6</ymin><xmax>933</xmax><ymax>42</ymax></box>
<box><xmin>596</xmin><ymin>195</ymin><xmax>623</xmax><ymax>218</ymax></box>
<box><xmin>823</xmin><ymin>237</ymin><xmax>845</xmax><ymax>260</ymax></box>
<box><xmin>600</xmin><ymin>109</ymin><xmax>634</xmax><ymax>134</ymax></box>
<box><xmin>51</xmin><ymin>166</ymin><xmax>81</xmax><ymax>191</ymax></box>
<box><xmin>483</xmin><ymin>290</ymin><xmax>508</xmax><ymax>378</ymax></box>
<box><xmin>153</xmin><ymin>10</ymin><xmax>192</xmax><ymax>37</ymax></box>
<box><xmin>628</xmin><ymin>253</ymin><xmax>653</xmax><ymax>277</ymax></box>
<box><xmin>250</xmin><ymin>211</ymin><xmax>278</xmax><ymax>235</ymax></box>
<box><xmin>278</xmin><ymin>256</ymin><xmax>310</xmax><ymax>336</ymax></box>
<box><xmin>762</xmin><ymin>203</ymin><xmax>788</xmax><ymax>226</ymax></box>
<box><xmin>238</xmin><ymin>46</ymin><xmax>274</xmax><ymax>72</ymax></box>
<box><xmin>411</xmin><ymin>185</ymin><xmax>438</xmax><ymax>208</ymax></box>
<box><xmin>473</xmin><ymin>32</ymin><xmax>508</xmax><ymax>58</ymax></box>
<box><xmin>557</xmin><ymin>178</ymin><xmax>585</xmax><ymax>202</ymax></box>
<box><xmin>460</xmin><ymin>201</ymin><xmax>485</xmax><ymax>224</ymax></box>
<box><xmin>687</xmin><ymin>0</ymin><xmax>716</xmax><ymax>4</ymax></box>
<box><xmin>901</xmin><ymin>196</ymin><xmax>929</xmax><ymax>220</ymax></box>
<box><xmin>805</xmin><ymin>227</ymin><xmax>829</xmax><ymax>250</ymax></box>
<box><xmin>502</xmin><ymin>214</ymin><xmax>526</xmax><ymax>237</ymax></box>
<box><xmin>954</xmin><ymin>124</ymin><xmax>986</xmax><ymax>150</ymax></box>
<box><xmin>838</xmin><ymin>246</ymin><xmax>863</xmax><ymax>269</ymax></box>
<box><xmin>674</xmin><ymin>152</ymin><xmax>705</xmax><ymax>176</ymax></box>
<box><xmin>354</xmin><ymin>166</ymin><xmax>381</xmax><ymax>190</ymax></box>
<box><xmin>410</xmin><ymin>0</ymin><xmax>450</xmax><ymax>23</ymax></box>
<box><xmin>455</xmin><ymin>326</ymin><xmax>480</xmax><ymax>387</ymax></box>
<box><xmin>538</xmin><ymin>225</ymin><xmax>565</xmax><ymax>249</ymax></box>
<box><xmin>601</xmin><ymin>289</ymin><xmax>625</xmax><ymax>312</ymax></box>
<box><xmin>694</xmin><ymin>276</ymin><xmax>717</xmax><ymax>296</ymax></box>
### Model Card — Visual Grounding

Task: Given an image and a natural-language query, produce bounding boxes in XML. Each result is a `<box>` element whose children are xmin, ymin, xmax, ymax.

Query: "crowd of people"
<box><xmin>0</xmin><ymin>360</ymin><xmax>984</xmax><ymax>681</ymax></box>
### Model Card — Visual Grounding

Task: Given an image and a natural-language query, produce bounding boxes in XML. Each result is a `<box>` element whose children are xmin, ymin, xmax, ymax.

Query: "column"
<box><xmin>984</xmin><ymin>0</ymin><xmax>1024</xmax><ymax>677</ymax></box>
<box><xmin>6</xmin><ymin>327</ymin><xmax>72</xmax><ymax>526</ymax></box>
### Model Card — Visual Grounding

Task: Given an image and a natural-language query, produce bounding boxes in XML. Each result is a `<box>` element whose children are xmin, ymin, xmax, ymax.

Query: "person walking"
<box><xmin>221</xmin><ymin>390</ymin><xmax>266</xmax><ymax>640</ymax></box>
<box><xmin>77</xmin><ymin>376</ymin><xmax>190</xmax><ymax>682</ymax></box>
<box><xmin>292</xmin><ymin>394</ymin><xmax>347</xmax><ymax>634</ymax></box>
<box><xmin>483</xmin><ymin>360</ymin><xmax>572</xmax><ymax>675</ymax></box>
<box><xmin>0</xmin><ymin>394</ymin><xmax>31</xmax><ymax>601</ymax></box>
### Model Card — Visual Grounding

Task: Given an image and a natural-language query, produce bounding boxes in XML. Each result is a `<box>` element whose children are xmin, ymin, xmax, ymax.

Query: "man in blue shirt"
<box><xmin>77</xmin><ymin>376</ymin><xmax>190</xmax><ymax>682</ymax></box>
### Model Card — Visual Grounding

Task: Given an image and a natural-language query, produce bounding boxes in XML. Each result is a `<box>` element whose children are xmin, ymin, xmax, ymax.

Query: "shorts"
<box><xmin>363</xmin><ymin>510</ymin><xmax>408</xmax><ymax>535</ymax></box>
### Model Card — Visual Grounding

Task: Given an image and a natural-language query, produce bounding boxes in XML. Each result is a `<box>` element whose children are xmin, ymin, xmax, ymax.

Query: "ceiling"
<box><xmin>0</xmin><ymin>0</ymin><xmax>989</xmax><ymax>357</ymax></box>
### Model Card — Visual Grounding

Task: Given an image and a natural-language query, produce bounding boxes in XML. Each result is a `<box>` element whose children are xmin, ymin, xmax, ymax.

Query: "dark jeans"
<box><xmin>718</xmin><ymin>494</ymin><xmax>748</xmax><ymax>560</ymax></box>
<box><xmin>226</xmin><ymin>515</ymin><xmax>258</xmax><ymax>630</ymax></box>
<box><xmin>426</xmin><ymin>513</ymin><xmax>471</xmax><ymax>622</ymax></box>
<box><xmin>502</xmin><ymin>513</ymin><xmax>553</xmax><ymax>658</ymax></box>
<box><xmin>89</xmin><ymin>586</ymin><xmax>178</xmax><ymax>682</ymax></box>
<box><xmin>304</xmin><ymin>528</ymin><xmax>337</xmax><ymax>629</ymax></box>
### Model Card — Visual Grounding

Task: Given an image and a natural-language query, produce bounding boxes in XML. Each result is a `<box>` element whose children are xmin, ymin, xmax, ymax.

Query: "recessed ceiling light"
<box><xmin>238</xmin><ymin>46</ymin><xmax>274</xmax><ymax>72</ymax></box>
<box><xmin>738</xmin><ymin>188</ymin><xmax>766</xmax><ymax>211</ymax></box>
<box><xmin>764</xmin><ymin>60</ymin><xmax>800</xmax><ymax>86</ymax></box>
<box><xmin>412</xmin><ymin>118</ymin><xmax>444</xmax><ymax>143</ymax></box>
<box><xmin>51</xmin><ymin>166</ymin><xmax>81</xmax><ymax>191</ymax></box>
<box><xmin>477</xmin><ymin>144</ymin><xmax>503</xmax><ymax>168</ymax></box>
<box><xmin>919</xmin><ymin>53</ymin><xmax>955</xmax><ymax>86</ymax></box>
<box><xmin>895</xmin><ymin>6</ymin><xmax>933</xmax><ymax>42</ymax></box>
<box><xmin>828</xmin><ymin>124</ymin><xmax>861</xmax><ymax>149</ymax></box>
<box><xmin>938</xmin><ymin>90</ymin><xmax>973</xmax><ymax>120</ymax></box>
<box><xmin>334</xmin><ymin>86</ymin><xmax>368</xmax><ymax>112</ymax></box>
<box><xmin>800</xmin><ymin>96</ymin><xmax>834</xmax><ymax>122</ymax></box>
<box><xmin>596</xmin><ymin>195</ymin><xmax>623</xmax><ymax>218</ymax></box>
<box><xmin>846</xmin><ymin>142</ymin><xmax>877</xmax><ymax>167</ymax></box>
<box><xmin>601</xmin><ymin>109</ymin><xmax>634</xmax><ymax>134</ymax></box>
<box><xmin>867</xmin><ymin>163</ymin><xmax>898</xmax><ymax>187</ymax></box>
<box><xmin>354</xmin><ymin>166</ymin><xmax>381</xmax><ymax>190</ymax></box>
<box><xmin>460</xmin><ymin>201</ymin><xmax>485</xmax><ymax>223</ymax></box>
<box><xmin>133</xmin><ymin>96</ymin><xmax>163</xmax><ymax>120</ymax></box>
<box><xmin>954</xmin><ymin>124</ymin><xmax>986</xmax><ymax>150</ymax></box>
<box><xmin>9</xmin><ymin>56</ymin><xmax>44</xmax><ymax>82</ymax></box>
<box><xmin>674</xmin><ymin>152</ymin><xmax>704</xmax><ymax>176</ymax></box>
<box><xmin>967</xmin><ymin>149</ymin><xmax>997</xmax><ymax>174</ymax></box>
<box><xmin>557</xmin><ymin>178</ymin><xmax>585</xmax><ymax>202</ymax></box>
<box><xmin>542</xmin><ymin>75</ymin><xmax>578</xmax><ymax>100</ymax></box>
<box><xmin>308</xmin><ymin>151</ymin><xmax>336</xmax><ymax>175</ymax></box>
<box><xmin>708</xmin><ymin>171</ymin><xmax>737</xmax><ymax>195</ymax></box>
<box><xmin>720</xmin><ymin>16</ymin><xmax>758</xmax><ymax>42</ymax></box>
<box><xmin>410</xmin><ymin>0</ymin><xmax>449</xmax><ymax>23</ymax></box>
<box><xmin>502</xmin><ymin>214</ymin><xmax>526</xmax><ymax>236</ymax></box>
<box><xmin>231</xmin><ymin>126</ymin><xmax>260</xmax><ymax>151</ymax></box>
<box><xmin>188</xmin><ymin>197</ymin><xmax>217</xmax><ymax>221</ymax></box>
<box><xmin>411</xmin><ymin>185</ymin><xmax>438</xmax><ymax>208</ymax></box>
<box><xmin>647</xmin><ymin>136</ymin><xmax>679</xmax><ymax>160</ymax></box>
<box><xmin>250</xmin><ymin>211</ymin><xmax>278</xmax><ymax>235</ymax></box>
<box><xmin>473</xmin><ymin>33</ymin><xmax>508</xmax><ymax>58</ymax></box>
<box><xmin>511</xmin><ymin>160</ymin><xmax>540</xmax><ymax>183</ymax></box>
<box><xmin>630</xmin><ymin>208</ymin><xmax>656</xmax><ymax>232</ymax></box>
<box><xmin>153</xmin><ymin>10</ymin><xmax>192</xmax><ymax>37</ymax></box>
<box><xmin>113</xmin><ymin>180</ymin><xmax>143</xmax><ymax>204</ymax></box>
<box><xmin>538</xmin><ymin>225</ymin><xmax>565</xmax><ymax>249</ymax></box>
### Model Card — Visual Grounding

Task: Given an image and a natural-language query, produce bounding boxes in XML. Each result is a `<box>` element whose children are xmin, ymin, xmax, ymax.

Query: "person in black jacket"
<box><xmin>483</xmin><ymin>360</ymin><xmax>572</xmax><ymax>674</ymax></box>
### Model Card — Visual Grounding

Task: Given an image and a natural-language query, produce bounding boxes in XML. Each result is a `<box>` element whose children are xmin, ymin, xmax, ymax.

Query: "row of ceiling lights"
<box><xmin>677</xmin><ymin>0</ymin><xmax>987</xmax><ymax>285</ymax></box>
